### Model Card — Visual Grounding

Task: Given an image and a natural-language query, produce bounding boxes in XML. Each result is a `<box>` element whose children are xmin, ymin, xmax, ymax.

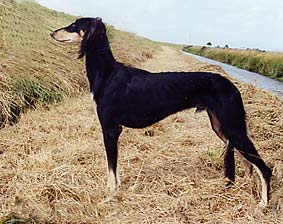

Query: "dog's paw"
<box><xmin>224</xmin><ymin>180</ymin><xmax>234</xmax><ymax>189</ymax></box>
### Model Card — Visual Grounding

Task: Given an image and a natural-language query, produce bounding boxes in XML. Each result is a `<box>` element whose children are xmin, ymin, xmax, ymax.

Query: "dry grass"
<box><xmin>1</xmin><ymin>47</ymin><xmax>282</xmax><ymax>223</ymax></box>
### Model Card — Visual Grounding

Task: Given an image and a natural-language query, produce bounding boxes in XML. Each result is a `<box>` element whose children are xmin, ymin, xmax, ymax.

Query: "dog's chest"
<box><xmin>90</xmin><ymin>92</ymin><xmax>97</xmax><ymax>107</ymax></box>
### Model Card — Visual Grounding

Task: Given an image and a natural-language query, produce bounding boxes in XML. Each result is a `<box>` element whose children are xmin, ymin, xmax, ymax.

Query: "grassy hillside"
<box><xmin>0</xmin><ymin>0</ymin><xmax>161</xmax><ymax>126</ymax></box>
<box><xmin>184</xmin><ymin>46</ymin><xmax>283</xmax><ymax>81</ymax></box>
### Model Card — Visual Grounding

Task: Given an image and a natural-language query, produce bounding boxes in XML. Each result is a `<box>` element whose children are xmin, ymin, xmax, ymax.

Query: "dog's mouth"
<box><xmin>50</xmin><ymin>30</ymin><xmax>83</xmax><ymax>44</ymax></box>
<box><xmin>50</xmin><ymin>29</ymin><xmax>76</xmax><ymax>42</ymax></box>
<box><xmin>56</xmin><ymin>39</ymin><xmax>72</xmax><ymax>43</ymax></box>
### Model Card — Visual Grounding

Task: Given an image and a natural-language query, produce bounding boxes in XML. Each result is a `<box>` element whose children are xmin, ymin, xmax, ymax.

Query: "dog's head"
<box><xmin>50</xmin><ymin>17</ymin><xmax>107</xmax><ymax>58</ymax></box>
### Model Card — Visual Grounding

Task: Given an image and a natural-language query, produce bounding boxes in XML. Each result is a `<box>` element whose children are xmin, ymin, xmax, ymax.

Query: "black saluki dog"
<box><xmin>51</xmin><ymin>17</ymin><xmax>271</xmax><ymax>207</ymax></box>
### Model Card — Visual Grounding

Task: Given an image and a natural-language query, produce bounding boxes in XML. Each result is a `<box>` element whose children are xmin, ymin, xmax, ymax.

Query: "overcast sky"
<box><xmin>37</xmin><ymin>0</ymin><xmax>283</xmax><ymax>51</ymax></box>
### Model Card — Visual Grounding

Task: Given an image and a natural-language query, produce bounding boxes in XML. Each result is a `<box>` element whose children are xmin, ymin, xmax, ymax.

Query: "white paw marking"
<box><xmin>108</xmin><ymin>168</ymin><xmax>120</xmax><ymax>192</ymax></box>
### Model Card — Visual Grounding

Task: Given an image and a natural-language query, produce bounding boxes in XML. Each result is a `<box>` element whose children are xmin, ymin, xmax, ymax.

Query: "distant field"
<box><xmin>0</xmin><ymin>0</ymin><xmax>161</xmax><ymax>126</ymax></box>
<box><xmin>183</xmin><ymin>46</ymin><xmax>283</xmax><ymax>82</ymax></box>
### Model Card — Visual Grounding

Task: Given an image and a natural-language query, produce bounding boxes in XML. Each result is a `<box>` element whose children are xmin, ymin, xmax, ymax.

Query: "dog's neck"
<box><xmin>84</xmin><ymin>37</ymin><xmax>116</xmax><ymax>100</ymax></box>
<box><xmin>84</xmin><ymin>33</ymin><xmax>116</xmax><ymax>64</ymax></box>
<box><xmin>85</xmin><ymin>43</ymin><xmax>114</xmax><ymax>62</ymax></box>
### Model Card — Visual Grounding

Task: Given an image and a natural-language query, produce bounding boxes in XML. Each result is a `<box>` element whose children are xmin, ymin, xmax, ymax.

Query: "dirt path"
<box><xmin>0</xmin><ymin>46</ymin><xmax>282</xmax><ymax>223</ymax></box>
<box><xmin>140</xmin><ymin>46</ymin><xmax>199</xmax><ymax>71</ymax></box>
<box><xmin>140</xmin><ymin>45</ymin><xmax>225</xmax><ymax>73</ymax></box>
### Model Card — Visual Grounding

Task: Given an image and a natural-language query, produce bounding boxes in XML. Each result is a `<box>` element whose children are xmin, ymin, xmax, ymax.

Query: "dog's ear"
<box><xmin>84</xmin><ymin>18</ymin><xmax>106</xmax><ymax>42</ymax></box>
<box><xmin>79</xmin><ymin>18</ymin><xmax>106</xmax><ymax>58</ymax></box>
<box><xmin>82</xmin><ymin>19</ymin><xmax>98</xmax><ymax>43</ymax></box>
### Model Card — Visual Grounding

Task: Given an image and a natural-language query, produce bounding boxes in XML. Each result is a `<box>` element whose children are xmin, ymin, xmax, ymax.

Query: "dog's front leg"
<box><xmin>102</xmin><ymin>125</ymin><xmax>122</xmax><ymax>192</ymax></box>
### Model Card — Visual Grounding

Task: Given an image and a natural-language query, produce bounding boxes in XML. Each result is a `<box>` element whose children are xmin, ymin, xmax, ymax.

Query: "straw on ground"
<box><xmin>1</xmin><ymin>46</ymin><xmax>282</xmax><ymax>223</ymax></box>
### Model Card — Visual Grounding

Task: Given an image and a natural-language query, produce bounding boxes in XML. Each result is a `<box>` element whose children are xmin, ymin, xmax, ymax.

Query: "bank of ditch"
<box><xmin>183</xmin><ymin>46</ymin><xmax>283</xmax><ymax>82</ymax></box>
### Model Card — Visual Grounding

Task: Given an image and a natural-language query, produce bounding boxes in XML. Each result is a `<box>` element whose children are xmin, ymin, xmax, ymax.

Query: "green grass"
<box><xmin>0</xmin><ymin>0</ymin><xmax>161</xmax><ymax>127</ymax></box>
<box><xmin>183</xmin><ymin>46</ymin><xmax>283</xmax><ymax>82</ymax></box>
<box><xmin>0</xmin><ymin>212</ymin><xmax>36</xmax><ymax>224</ymax></box>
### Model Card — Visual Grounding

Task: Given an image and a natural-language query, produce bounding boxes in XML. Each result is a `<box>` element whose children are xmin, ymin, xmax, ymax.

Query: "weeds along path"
<box><xmin>1</xmin><ymin>46</ymin><xmax>283</xmax><ymax>223</ymax></box>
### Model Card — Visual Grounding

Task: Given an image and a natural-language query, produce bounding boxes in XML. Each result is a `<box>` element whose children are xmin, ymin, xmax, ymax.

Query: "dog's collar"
<box><xmin>95</xmin><ymin>47</ymin><xmax>110</xmax><ymax>54</ymax></box>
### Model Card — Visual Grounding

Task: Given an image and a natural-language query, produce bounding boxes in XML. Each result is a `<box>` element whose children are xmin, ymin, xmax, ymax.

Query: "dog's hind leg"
<box><xmin>207</xmin><ymin>109</ymin><xmax>253</xmax><ymax>188</ymax></box>
<box><xmin>236</xmin><ymin>151</ymin><xmax>253</xmax><ymax>177</ymax></box>
<box><xmin>102</xmin><ymin>125</ymin><xmax>122</xmax><ymax>192</ymax></box>
<box><xmin>223</xmin><ymin>140</ymin><xmax>235</xmax><ymax>189</ymax></box>
<box><xmin>207</xmin><ymin>110</ymin><xmax>235</xmax><ymax>188</ymax></box>
<box><xmin>207</xmin><ymin>109</ymin><xmax>227</xmax><ymax>143</ymax></box>
<box><xmin>208</xmin><ymin>94</ymin><xmax>271</xmax><ymax>206</ymax></box>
